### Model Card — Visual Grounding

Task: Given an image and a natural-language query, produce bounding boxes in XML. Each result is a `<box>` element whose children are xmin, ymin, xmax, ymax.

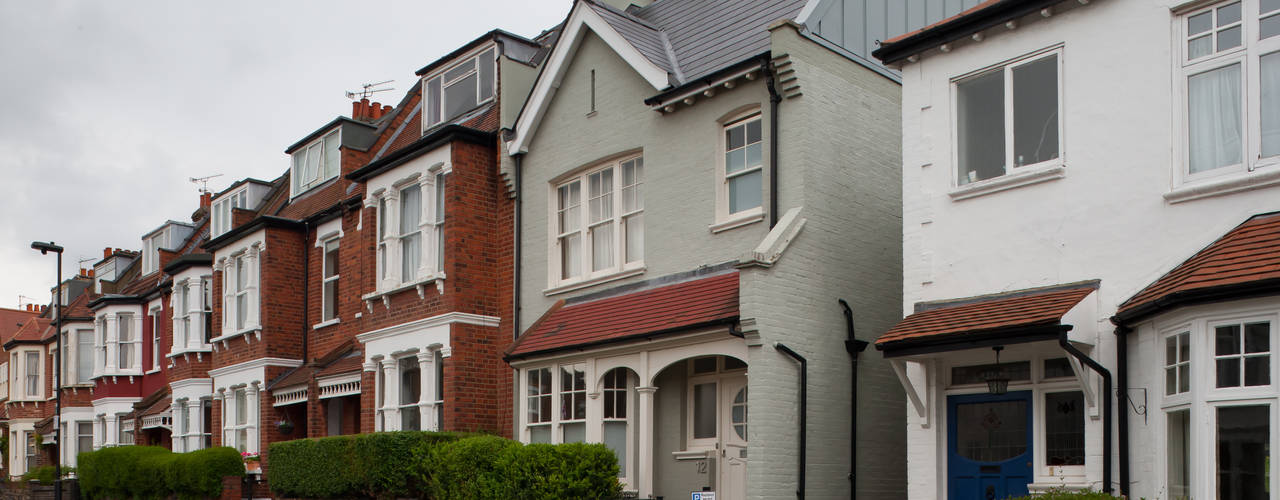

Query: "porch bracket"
<box><xmin>889</xmin><ymin>359</ymin><xmax>930</xmax><ymax>428</ymax></box>
<box><xmin>1065</xmin><ymin>355</ymin><xmax>1099</xmax><ymax>419</ymax></box>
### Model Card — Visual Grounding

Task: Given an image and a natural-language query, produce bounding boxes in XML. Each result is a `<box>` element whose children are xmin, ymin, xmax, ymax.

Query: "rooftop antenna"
<box><xmin>346</xmin><ymin>80</ymin><xmax>395</xmax><ymax>100</ymax></box>
<box><xmin>17</xmin><ymin>295</ymin><xmax>38</xmax><ymax>308</ymax></box>
<box><xmin>190</xmin><ymin>174</ymin><xmax>223</xmax><ymax>195</ymax></box>
<box><xmin>78</xmin><ymin>256</ymin><xmax>96</xmax><ymax>269</ymax></box>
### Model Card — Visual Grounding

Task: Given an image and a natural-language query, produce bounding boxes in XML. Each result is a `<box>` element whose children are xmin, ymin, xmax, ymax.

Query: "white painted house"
<box><xmin>874</xmin><ymin>0</ymin><xmax>1280</xmax><ymax>499</ymax></box>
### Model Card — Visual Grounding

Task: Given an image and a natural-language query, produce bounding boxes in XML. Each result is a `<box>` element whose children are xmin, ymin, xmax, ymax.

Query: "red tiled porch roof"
<box><xmin>507</xmin><ymin>272</ymin><xmax>740</xmax><ymax>358</ymax></box>
<box><xmin>1116</xmin><ymin>212</ymin><xmax>1280</xmax><ymax>322</ymax></box>
<box><xmin>876</xmin><ymin>281</ymin><xmax>1097</xmax><ymax>351</ymax></box>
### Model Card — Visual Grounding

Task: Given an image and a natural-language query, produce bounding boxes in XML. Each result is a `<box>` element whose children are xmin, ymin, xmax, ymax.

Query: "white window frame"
<box><xmin>23</xmin><ymin>350</ymin><xmax>40</xmax><ymax>398</ymax></box>
<box><xmin>117</xmin><ymin>312</ymin><xmax>139</xmax><ymax>373</ymax></box>
<box><xmin>524</xmin><ymin>367</ymin><xmax>554</xmax><ymax>442</ymax></box>
<box><xmin>558</xmin><ymin>363</ymin><xmax>587</xmax><ymax>443</ymax></box>
<box><xmin>950</xmin><ymin>46</ymin><xmax>1065</xmax><ymax>187</ymax></box>
<box><xmin>321</xmin><ymin>237</ymin><xmax>340</xmax><ymax>323</ymax></box>
<box><xmin>549</xmin><ymin>155</ymin><xmax>645</xmax><ymax>288</ymax></box>
<box><xmin>422</xmin><ymin>45</ymin><xmax>497</xmax><ymax>129</ymax></box>
<box><xmin>290</xmin><ymin>129</ymin><xmax>341</xmax><ymax>198</ymax></box>
<box><xmin>211</xmin><ymin>188</ymin><xmax>250</xmax><ymax>239</ymax></box>
<box><xmin>372</xmin><ymin>170</ymin><xmax>447</xmax><ymax>293</ymax></box>
<box><xmin>152</xmin><ymin>306</ymin><xmax>163</xmax><ymax>371</ymax></box>
<box><xmin>141</xmin><ymin>232</ymin><xmax>162</xmax><ymax>275</ymax></box>
<box><xmin>1166</xmin><ymin>330</ymin><xmax>1193</xmax><ymax>397</ymax></box>
<box><xmin>1211</xmin><ymin>317</ymin><xmax>1272</xmax><ymax>390</ymax></box>
<box><xmin>75</xmin><ymin>329</ymin><xmax>93</xmax><ymax>385</ymax></box>
<box><xmin>716</xmin><ymin>110</ymin><xmax>766</xmax><ymax>226</ymax></box>
<box><xmin>1177</xmin><ymin>0</ymin><xmax>1280</xmax><ymax>184</ymax></box>
<box><xmin>601</xmin><ymin>367</ymin><xmax>635</xmax><ymax>483</ymax></box>
<box><xmin>219</xmin><ymin>249</ymin><xmax>260</xmax><ymax>338</ymax></box>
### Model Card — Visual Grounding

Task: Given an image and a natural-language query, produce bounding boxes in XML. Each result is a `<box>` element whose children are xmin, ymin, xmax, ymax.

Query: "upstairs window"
<box><xmin>374</xmin><ymin>171</ymin><xmax>446</xmax><ymax>292</ymax></box>
<box><xmin>955</xmin><ymin>50</ymin><xmax>1062</xmax><ymax>185</ymax></box>
<box><xmin>220</xmin><ymin>250</ymin><xmax>260</xmax><ymax>335</ymax></box>
<box><xmin>76</xmin><ymin>329</ymin><xmax>92</xmax><ymax>384</ymax></box>
<box><xmin>291</xmin><ymin>129</ymin><xmax>341</xmax><ymax>197</ymax></box>
<box><xmin>24</xmin><ymin>351</ymin><xmax>38</xmax><ymax>397</ymax></box>
<box><xmin>1181</xmin><ymin>0</ymin><xmax>1280</xmax><ymax>179</ymax></box>
<box><xmin>322</xmin><ymin>239</ymin><xmax>339</xmax><ymax>322</ymax></box>
<box><xmin>141</xmin><ymin>233</ymin><xmax>162</xmax><ymax>275</ymax></box>
<box><xmin>720</xmin><ymin>113</ymin><xmax>764</xmax><ymax>220</ymax></box>
<box><xmin>117</xmin><ymin>313</ymin><xmax>136</xmax><ymax>371</ymax></box>
<box><xmin>423</xmin><ymin>48</ymin><xmax>496</xmax><ymax>129</ymax></box>
<box><xmin>1166</xmin><ymin>331</ymin><xmax>1192</xmax><ymax>395</ymax></box>
<box><xmin>553</xmin><ymin>156</ymin><xmax>644</xmax><ymax>285</ymax></box>
<box><xmin>211</xmin><ymin>189</ymin><xmax>249</xmax><ymax>238</ymax></box>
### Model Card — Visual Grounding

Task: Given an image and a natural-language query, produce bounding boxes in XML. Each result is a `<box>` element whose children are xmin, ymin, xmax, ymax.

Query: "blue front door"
<box><xmin>948</xmin><ymin>391</ymin><xmax>1033</xmax><ymax>500</ymax></box>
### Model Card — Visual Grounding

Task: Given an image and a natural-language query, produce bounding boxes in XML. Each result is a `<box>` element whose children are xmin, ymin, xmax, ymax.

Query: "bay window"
<box><xmin>152</xmin><ymin>308</ymin><xmax>162</xmax><ymax>370</ymax></box>
<box><xmin>77</xmin><ymin>329</ymin><xmax>92</xmax><ymax>384</ymax></box>
<box><xmin>422</xmin><ymin>48</ymin><xmax>495</xmax><ymax>128</ymax></box>
<box><xmin>118</xmin><ymin>313</ymin><xmax>135</xmax><ymax>370</ymax></box>
<box><xmin>173</xmin><ymin>276</ymin><xmax>211</xmax><ymax>351</ymax></box>
<box><xmin>291</xmin><ymin>129</ymin><xmax>340</xmax><ymax>197</ymax></box>
<box><xmin>77</xmin><ymin>422</ymin><xmax>93</xmax><ymax>455</ymax></box>
<box><xmin>24</xmin><ymin>351</ymin><xmax>38</xmax><ymax>397</ymax></box>
<box><xmin>1167</xmin><ymin>331</ymin><xmax>1192</xmax><ymax>395</ymax></box>
<box><xmin>1214</xmin><ymin>320</ymin><xmax>1270</xmax><ymax>388</ymax></box>
<box><xmin>399</xmin><ymin>358</ymin><xmax>421</xmax><ymax>431</ymax></box>
<box><xmin>220</xmin><ymin>250</ymin><xmax>259</xmax><ymax>335</ymax></box>
<box><xmin>1181</xmin><ymin>0</ymin><xmax>1280</xmax><ymax>180</ymax></box>
<box><xmin>553</xmin><ymin>156</ymin><xmax>644</xmax><ymax>284</ymax></box>
<box><xmin>1216</xmin><ymin>405</ymin><xmax>1271</xmax><ymax>499</ymax></box>
<box><xmin>373</xmin><ymin>351</ymin><xmax>444</xmax><ymax>432</ymax></box>
<box><xmin>374</xmin><ymin>171</ymin><xmax>446</xmax><ymax>292</ymax></box>
<box><xmin>559</xmin><ymin>364</ymin><xmax>586</xmax><ymax>443</ymax></box>
<box><xmin>526</xmin><ymin>368</ymin><xmax>552</xmax><ymax>443</ymax></box>
<box><xmin>1168</xmin><ymin>409</ymin><xmax>1192</xmax><ymax>499</ymax></box>
<box><xmin>954</xmin><ymin>49</ymin><xmax>1061</xmax><ymax>186</ymax></box>
<box><xmin>602</xmin><ymin>367</ymin><xmax>633</xmax><ymax>479</ymax></box>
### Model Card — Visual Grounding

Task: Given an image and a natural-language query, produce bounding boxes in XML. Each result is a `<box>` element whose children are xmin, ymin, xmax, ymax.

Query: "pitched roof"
<box><xmin>876</xmin><ymin>281</ymin><xmax>1097</xmax><ymax>351</ymax></box>
<box><xmin>629</xmin><ymin>0</ymin><xmax>804</xmax><ymax>83</ymax></box>
<box><xmin>7</xmin><ymin>317</ymin><xmax>51</xmax><ymax>345</ymax></box>
<box><xmin>0</xmin><ymin>308</ymin><xmax>38</xmax><ymax>344</ymax></box>
<box><xmin>1116</xmin><ymin>212</ymin><xmax>1280</xmax><ymax>323</ymax></box>
<box><xmin>507</xmin><ymin>271</ymin><xmax>739</xmax><ymax>358</ymax></box>
<box><xmin>61</xmin><ymin>292</ymin><xmax>95</xmax><ymax>321</ymax></box>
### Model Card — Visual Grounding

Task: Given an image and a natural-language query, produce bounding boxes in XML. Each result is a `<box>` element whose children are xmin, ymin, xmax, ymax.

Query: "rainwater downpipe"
<box><xmin>764</xmin><ymin>59</ymin><xmax>781</xmax><ymax>229</ymax></box>
<box><xmin>775</xmin><ymin>343</ymin><xmax>806</xmax><ymax>500</ymax></box>
<box><xmin>1114</xmin><ymin>324</ymin><xmax>1132</xmax><ymax>498</ymax></box>
<box><xmin>513</xmin><ymin>152</ymin><xmax>523</xmax><ymax>341</ymax></box>
<box><xmin>1058</xmin><ymin>330</ymin><xmax>1113</xmax><ymax>495</ymax></box>
<box><xmin>838</xmin><ymin>299</ymin><xmax>868</xmax><ymax>499</ymax></box>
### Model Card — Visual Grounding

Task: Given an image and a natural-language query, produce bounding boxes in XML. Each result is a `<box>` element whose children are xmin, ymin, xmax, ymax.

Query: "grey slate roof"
<box><xmin>588</xmin><ymin>0</ymin><xmax>806</xmax><ymax>86</ymax></box>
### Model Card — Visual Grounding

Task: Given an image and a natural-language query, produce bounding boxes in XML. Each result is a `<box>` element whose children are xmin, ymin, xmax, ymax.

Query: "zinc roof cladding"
<box><xmin>1116</xmin><ymin>212</ymin><xmax>1280</xmax><ymax>321</ymax></box>
<box><xmin>0</xmin><ymin>308</ymin><xmax>38</xmax><ymax>343</ymax></box>
<box><xmin>878</xmin><ymin>0</ymin><xmax>1002</xmax><ymax>46</ymax></box>
<box><xmin>876</xmin><ymin>281</ymin><xmax>1098</xmax><ymax>347</ymax></box>
<box><xmin>618</xmin><ymin>0</ymin><xmax>807</xmax><ymax>84</ymax></box>
<box><xmin>507</xmin><ymin>271</ymin><xmax>740</xmax><ymax>358</ymax></box>
<box><xmin>872</xmin><ymin>0</ymin><xmax>1071</xmax><ymax>64</ymax></box>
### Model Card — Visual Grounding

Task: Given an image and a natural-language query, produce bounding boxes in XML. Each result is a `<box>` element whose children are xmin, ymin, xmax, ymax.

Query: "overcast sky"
<box><xmin>0</xmin><ymin>1</ymin><xmax>568</xmax><ymax>308</ymax></box>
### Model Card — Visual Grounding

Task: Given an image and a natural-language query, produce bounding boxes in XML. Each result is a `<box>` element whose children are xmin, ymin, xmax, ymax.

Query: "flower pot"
<box><xmin>244</xmin><ymin>459</ymin><xmax>261</xmax><ymax>474</ymax></box>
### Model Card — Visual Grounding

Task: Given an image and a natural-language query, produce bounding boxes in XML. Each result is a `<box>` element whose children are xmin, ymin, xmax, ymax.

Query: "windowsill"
<box><xmin>1163</xmin><ymin>164</ymin><xmax>1280</xmax><ymax>204</ymax></box>
<box><xmin>210</xmin><ymin>326</ymin><xmax>262</xmax><ymax>344</ymax></box>
<box><xmin>709</xmin><ymin>211</ymin><xmax>765</xmax><ymax>233</ymax></box>
<box><xmin>949</xmin><ymin>163</ymin><xmax>1066</xmax><ymax>201</ymax></box>
<box><xmin>363</xmin><ymin>274</ymin><xmax>446</xmax><ymax>302</ymax></box>
<box><xmin>145</xmin><ymin>369</ymin><xmax>161</xmax><ymax>375</ymax></box>
<box><xmin>544</xmin><ymin>267</ymin><xmax>645</xmax><ymax>297</ymax></box>
<box><xmin>167</xmin><ymin>347</ymin><xmax>213</xmax><ymax>359</ymax></box>
<box><xmin>312</xmin><ymin>318</ymin><xmax>341</xmax><ymax>330</ymax></box>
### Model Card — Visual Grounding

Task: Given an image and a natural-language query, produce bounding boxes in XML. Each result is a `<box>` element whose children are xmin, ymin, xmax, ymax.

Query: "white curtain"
<box><xmin>1262</xmin><ymin>52</ymin><xmax>1280</xmax><ymax>158</ymax></box>
<box><xmin>1188</xmin><ymin>64</ymin><xmax>1242</xmax><ymax>173</ymax></box>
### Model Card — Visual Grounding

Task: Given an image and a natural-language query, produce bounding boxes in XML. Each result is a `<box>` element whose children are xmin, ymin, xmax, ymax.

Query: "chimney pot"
<box><xmin>200</xmin><ymin>192</ymin><xmax>212</xmax><ymax>209</ymax></box>
<box><xmin>352</xmin><ymin>101</ymin><xmax>363</xmax><ymax>120</ymax></box>
<box><xmin>40</xmin><ymin>305</ymin><xmax>46</xmax><ymax>313</ymax></box>
<box><xmin>88</xmin><ymin>268</ymin><xmax>95</xmax><ymax>278</ymax></box>
<box><xmin>104</xmin><ymin>247</ymin><xmax>112</xmax><ymax>259</ymax></box>
<box><xmin>371</xmin><ymin>102</ymin><xmax>383</xmax><ymax>119</ymax></box>
<box><xmin>80</xmin><ymin>268</ymin><xmax>87</xmax><ymax>276</ymax></box>
<box><xmin>383</xmin><ymin>105</ymin><xmax>393</xmax><ymax>116</ymax></box>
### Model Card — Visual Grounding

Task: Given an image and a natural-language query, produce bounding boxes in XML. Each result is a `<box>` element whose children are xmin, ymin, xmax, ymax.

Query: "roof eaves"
<box><xmin>285</xmin><ymin>117</ymin><xmax>376</xmax><ymax>154</ymax></box>
<box><xmin>1113</xmin><ymin>278</ymin><xmax>1280</xmax><ymax>326</ymax></box>
<box><xmin>202</xmin><ymin>215</ymin><xmax>305</xmax><ymax>252</ymax></box>
<box><xmin>347</xmin><ymin>125</ymin><xmax>495</xmax><ymax>182</ymax></box>
<box><xmin>415</xmin><ymin>29</ymin><xmax>541</xmax><ymax>77</ymax></box>
<box><xmin>877</xmin><ymin>323</ymin><xmax>1070</xmax><ymax>357</ymax></box>
<box><xmin>162</xmin><ymin>253</ymin><xmax>213</xmax><ymax>274</ymax></box>
<box><xmin>505</xmin><ymin>316</ymin><xmax>739</xmax><ymax>361</ymax></box>
<box><xmin>872</xmin><ymin>0</ymin><xmax>1070</xmax><ymax>65</ymax></box>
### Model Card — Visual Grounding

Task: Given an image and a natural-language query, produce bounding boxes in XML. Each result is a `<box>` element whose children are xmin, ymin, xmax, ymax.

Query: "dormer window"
<box><xmin>423</xmin><ymin>47</ymin><xmax>496</xmax><ymax>129</ymax></box>
<box><xmin>142</xmin><ymin>233</ymin><xmax>162</xmax><ymax>275</ymax></box>
<box><xmin>291</xmin><ymin>129</ymin><xmax>341</xmax><ymax>197</ymax></box>
<box><xmin>140</xmin><ymin>223</ymin><xmax>194</xmax><ymax>275</ymax></box>
<box><xmin>211</xmin><ymin>190</ymin><xmax>249</xmax><ymax>239</ymax></box>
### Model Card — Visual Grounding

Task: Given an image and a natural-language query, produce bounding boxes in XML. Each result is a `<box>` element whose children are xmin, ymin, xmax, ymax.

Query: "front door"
<box><xmin>948</xmin><ymin>391</ymin><xmax>1033</xmax><ymax>500</ymax></box>
<box><xmin>719</xmin><ymin>377</ymin><xmax>748</xmax><ymax>500</ymax></box>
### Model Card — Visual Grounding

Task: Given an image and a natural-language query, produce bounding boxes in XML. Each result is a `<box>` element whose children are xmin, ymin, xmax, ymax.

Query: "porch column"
<box><xmin>104</xmin><ymin>414</ymin><xmax>118</xmax><ymax>447</ymax></box>
<box><xmin>636</xmin><ymin>386</ymin><xmax>657</xmax><ymax>498</ymax></box>
<box><xmin>417</xmin><ymin>351</ymin><xmax>435</xmax><ymax>431</ymax></box>
<box><xmin>246</xmin><ymin>382</ymin><xmax>260</xmax><ymax>452</ymax></box>
<box><xmin>381</xmin><ymin>359</ymin><xmax>400</xmax><ymax>430</ymax></box>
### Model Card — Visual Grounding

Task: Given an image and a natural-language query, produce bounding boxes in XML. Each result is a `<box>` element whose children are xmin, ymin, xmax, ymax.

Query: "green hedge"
<box><xmin>268</xmin><ymin>433</ymin><xmax>622</xmax><ymax>499</ymax></box>
<box><xmin>77</xmin><ymin>446</ymin><xmax>243</xmax><ymax>500</ymax></box>
<box><xmin>1009</xmin><ymin>489</ymin><xmax>1124</xmax><ymax>499</ymax></box>
<box><xmin>268</xmin><ymin>431</ymin><xmax>475</xmax><ymax>499</ymax></box>
<box><xmin>20</xmin><ymin>465</ymin><xmax>73</xmax><ymax>483</ymax></box>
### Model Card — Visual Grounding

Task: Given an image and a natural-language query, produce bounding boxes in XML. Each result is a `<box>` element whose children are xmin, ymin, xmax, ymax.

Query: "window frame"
<box><xmin>525</xmin><ymin>367</ymin><xmax>554</xmax><ymax>442</ymax></box>
<box><xmin>716</xmin><ymin>110</ymin><xmax>766</xmax><ymax>225</ymax></box>
<box><xmin>117</xmin><ymin>312</ymin><xmax>137</xmax><ymax>372</ymax></box>
<box><xmin>75</xmin><ymin>328</ymin><xmax>93</xmax><ymax>385</ymax></box>
<box><xmin>949</xmin><ymin>46</ymin><xmax>1065</xmax><ymax>188</ymax></box>
<box><xmin>290</xmin><ymin>129</ymin><xmax>342</xmax><ymax>198</ymax></box>
<box><xmin>372</xmin><ymin>170</ymin><xmax>447</xmax><ymax>294</ymax></box>
<box><xmin>1211</xmin><ymin>318</ymin><xmax>1272</xmax><ymax>389</ymax></box>
<box><xmin>321</xmin><ymin>237</ymin><xmax>340</xmax><ymax>322</ymax></box>
<box><xmin>1167</xmin><ymin>330</ymin><xmax>1193</xmax><ymax>397</ymax></box>
<box><xmin>1177</xmin><ymin>0</ymin><xmax>1280</xmax><ymax>184</ymax></box>
<box><xmin>684</xmin><ymin>356</ymin><xmax>748</xmax><ymax>451</ymax></box>
<box><xmin>210</xmin><ymin>188</ymin><xmax>250</xmax><ymax>238</ymax></box>
<box><xmin>24</xmin><ymin>350</ymin><xmax>39</xmax><ymax>398</ymax></box>
<box><xmin>549</xmin><ymin>155</ymin><xmax>645</xmax><ymax>288</ymax></box>
<box><xmin>422</xmin><ymin>45</ymin><xmax>497</xmax><ymax>129</ymax></box>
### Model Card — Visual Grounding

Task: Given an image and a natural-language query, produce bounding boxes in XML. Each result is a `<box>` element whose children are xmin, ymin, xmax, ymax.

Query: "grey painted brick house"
<box><xmin>498</xmin><ymin>0</ymin><xmax>980</xmax><ymax>498</ymax></box>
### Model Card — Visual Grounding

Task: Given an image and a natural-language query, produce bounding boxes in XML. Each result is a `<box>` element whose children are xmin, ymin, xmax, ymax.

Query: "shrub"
<box><xmin>20</xmin><ymin>465</ymin><xmax>72</xmax><ymax>483</ymax></box>
<box><xmin>421</xmin><ymin>436</ymin><xmax>622</xmax><ymax>500</ymax></box>
<box><xmin>268</xmin><ymin>431</ymin><xmax>475</xmax><ymax>499</ymax></box>
<box><xmin>77</xmin><ymin>446</ymin><xmax>243</xmax><ymax>500</ymax></box>
<box><xmin>1008</xmin><ymin>489</ymin><xmax>1125</xmax><ymax>499</ymax></box>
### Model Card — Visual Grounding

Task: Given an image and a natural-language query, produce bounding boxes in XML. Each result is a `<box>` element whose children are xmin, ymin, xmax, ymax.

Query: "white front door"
<box><xmin>719</xmin><ymin>376</ymin><xmax>748</xmax><ymax>500</ymax></box>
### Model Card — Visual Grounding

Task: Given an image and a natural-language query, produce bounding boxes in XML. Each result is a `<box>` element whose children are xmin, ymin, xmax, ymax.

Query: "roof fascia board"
<box><xmin>793</xmin><ymin>0</ymin><xmax>827</xmax><ymax>26</ymax></box>
<box><xmin>874</xmin><ymin>0</ymin><xmax>1070</xmax><ymax>65</ymax></box>
<box><xmin>285</xmin><ymin>117</ymin><xmax>375</xmax><ymax>155</ymax></box>
<box><xmin>1113</xmin><ymin>279</ymin><xmax>1280</xmax><ymax>325</ymax></box>
<box><xmin>879</xmin><ymin>324</ymin><xmax>1069</xmax><ymax>358</ymax></box>
<box><xmin>347</xmin><ymin>125</ymin><xmax>494</xmax><ymax>182</ymax></box>
<box><xmin>508</xmin><ymin>3</ymin><xmax>669</xmax><ymax>155</ymax></box>
<box><xmin>201</xmin><ymin>215</ymin><xmax>304</xmax><ymax>252</ymax></box>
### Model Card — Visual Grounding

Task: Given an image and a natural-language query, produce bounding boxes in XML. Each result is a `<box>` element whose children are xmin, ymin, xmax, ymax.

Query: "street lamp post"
<box><xmin>31</xmin><ymin>241</ymin><xmax>63</xmax><ymax>500</ymax></box>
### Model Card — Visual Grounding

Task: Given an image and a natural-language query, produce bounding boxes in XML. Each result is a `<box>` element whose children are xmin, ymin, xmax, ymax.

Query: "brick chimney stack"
<box><xmin>104</xmin><ymin>247</ymin><xmax>112</xmax><ymax>259</ymax></box>
<box><xmin>352</xmin><ymin>98</ymin><xmax>387</xmax><ymax>122</ymax></box>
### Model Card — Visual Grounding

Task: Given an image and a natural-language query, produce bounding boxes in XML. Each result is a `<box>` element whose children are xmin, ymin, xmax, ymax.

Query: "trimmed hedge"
<box><xmin>268</xmin><ymin>431</ymin><xmax>476</xmax><ymax>499</ymax></box>
<box><xmin>269</xmin><ymin>433</ymin><xmax>622</xmax><ymax>499</ymax></box>
<box><xmin>77</xmin><ymin>446</ymin><xmax>243</xmax><ymax>500</ymax></box>
<box><xmin>21</xmin><ymin>465</ymin><xmax>72</xmax><ymax>483</ymax></box>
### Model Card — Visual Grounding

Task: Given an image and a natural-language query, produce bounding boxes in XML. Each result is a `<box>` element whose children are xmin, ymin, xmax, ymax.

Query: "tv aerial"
<box><xmin>190</xmin><ymin>174</ymin><xmax>223</xmax><ymax>195</ymax></box>
<box><xmin>346</xmin><ymin>80</ymin><xmax>395</xmax><ymax>100</ymax></box>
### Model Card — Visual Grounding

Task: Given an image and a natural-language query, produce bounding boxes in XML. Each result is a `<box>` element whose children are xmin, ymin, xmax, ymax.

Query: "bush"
<box><xmin>268</xmin><ymin>431</ymin><xmax>475</xmax><ymax>499</ymax></box>
<box><xmin>421</xmin><ymin>436</ymin><xmax>622</xmax><ymax>500</ymax></box>
<box><xmin>1009</xmin><ymin>489</ymin><xmax>1125</xmax><ymax>499</ymax></box>
<box><xmin>20</xmin><ymin>465</ymin><xmax>72</xmax><ymax>483</ymax></box>
<box><xmin>77</xmin><ymin>446</ymin><xmax>243</xmax><ymax>500</ymax></box>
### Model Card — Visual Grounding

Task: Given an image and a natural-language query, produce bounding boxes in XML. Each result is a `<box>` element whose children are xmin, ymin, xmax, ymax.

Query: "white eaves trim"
<box><xmin>355</xmin><ymin>311</ymin><xmax>501</xmax><ymax>344</ymax></box>
<box><xmin>508</xmin><ymin>2</ymin><xmax>670</xmax><ymax>155</ymax></box>
<box><xmin>208</xmin><ymin>357</ymin><xmax>304</xmax><ymax>378</ymax></box>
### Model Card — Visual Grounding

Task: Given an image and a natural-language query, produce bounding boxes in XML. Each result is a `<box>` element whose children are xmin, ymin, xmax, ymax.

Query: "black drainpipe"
<box><xmin>1058</xmin><ymin>330</ymin><xmax>1112</xmax><ymax>495</ymax></box>
<box><xmin>763</xmin><ymin>59</ymin><xmax>781</xmax><ymax>228</ymax></box>
<box><xmin>512</xmin><ymin>153</ymin><xmax>523</xmax><ymax>341</ymax></box>
<box><xmin>776</xmin><ymin>343</ymin><xmax>806</xmax><ymax>500</ymax></box>
<box><xmin>838</xmin><ymin>299</ymin><xmax>868</xmax><ymax>499</ymax></box>
<box><xmin>1114</xmin><ymin>324</ymin><xmax>1131</xmax><ymax>497</ymax></box>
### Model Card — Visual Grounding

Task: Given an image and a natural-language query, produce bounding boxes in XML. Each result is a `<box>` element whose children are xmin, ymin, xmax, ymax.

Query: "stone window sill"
<box><xmin>544</xmin><ymin>267</ymin><xmax>646</xmax><ymax>297</ymax></box>
<box><xmin>710</xmin><ymin>211</ymin><xmax>765</xmax><ymax>234</ymax></box>
<box><xmin>1164</xmin><ymin>164</ymin><xmax>1280</xmax><ymax>204</ymax></box>
<box><xmin>949</xmin><ymin>163</ymin><xmax>1066</xmax><ymax>201</ymax></box>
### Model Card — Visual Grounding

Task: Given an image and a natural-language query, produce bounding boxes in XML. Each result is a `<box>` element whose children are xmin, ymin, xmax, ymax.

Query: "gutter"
<box><xmin>347</xmin><ymin>125</ymin><xmax>495</xmax><ymax>182</ymax></box>
<box><xmin>1058</xmin><ymin>330</ymin><xmax>1113</xmax><ymax>495</ymax></box>
<box><xmin>764</xmin><ymin>59</ymin><xmax>781</xmax><ymax>228</ymax></box>
<box><xmin>202</xmin><ymin>216</ymin><xmax>305</xmax><ymax>252</ymax></box>
<box><xmin>838</xmin><ymin>299</ymin><xmax>868</xmax><ymax>499</ymax></box>
<box><xmin>775</xmin><ymin>343</ymin><xmax>807</xmax><ymax>500</ymax></box>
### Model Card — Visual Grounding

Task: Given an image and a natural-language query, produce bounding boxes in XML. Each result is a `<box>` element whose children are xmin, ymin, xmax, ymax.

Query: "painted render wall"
<box><xmin>733</xmin><ymin>23</ymin><xmax>905</xmax><ymax>500</ymax></box>
<box><xmin>894</xmin><ymin>0</ymin><xmax>1280</xmax><ymax>498</ymax></box>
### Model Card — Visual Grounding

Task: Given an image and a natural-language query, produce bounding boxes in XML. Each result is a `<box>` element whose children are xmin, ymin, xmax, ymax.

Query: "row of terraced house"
<box><xmin>7</xmin><ymin>0</ymin><xmax>1280</xmax><ymax>499</ymax></box>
